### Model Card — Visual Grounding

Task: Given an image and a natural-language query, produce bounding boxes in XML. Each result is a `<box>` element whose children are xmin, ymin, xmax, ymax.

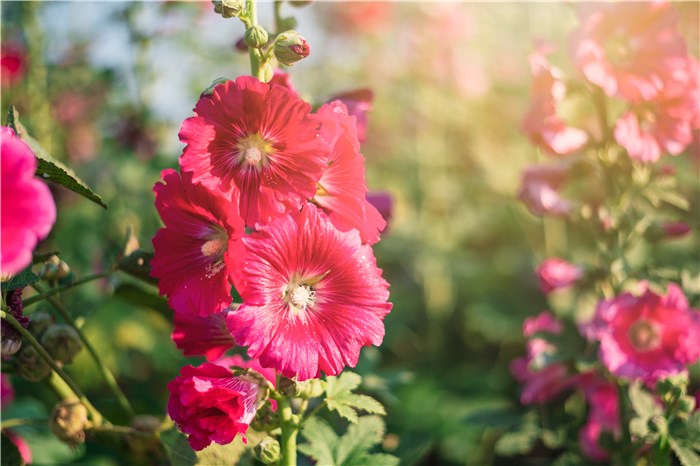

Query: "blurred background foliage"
<box><xmin>1</xmin><ymin>2</ymin><xmax>698</xmax><ymax>465</ymax></box>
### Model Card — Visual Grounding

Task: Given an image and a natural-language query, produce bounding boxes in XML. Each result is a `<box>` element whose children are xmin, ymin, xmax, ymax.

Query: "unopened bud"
<box><xmin>273</xmin><ymin>31</ymin><xmax>310</xmax><ymax>66</ymax></box>
<box><xmin>255</xmin><ymin>437</ymin><xmax>281</xmax><ymax>464</ymax></box>
<box><xmin>2</xmin><ymin>288</ymin><xmax>29</xmax><ymax>356</ymax></box>
<box><xmin>645</xmin><ymin>221</ymin><xmax>692</xmax><ymax>243</ymax></box>
<box><xmin>676</xmin><ymin>395</ymin><xmax>696</xmax><ymax>415</ymax></box>
<box><xmin>278</xmin><ymin>16</ymin><xmax>298</xmax><ymax>32</ymax></box>
<box><xmin>28</xmin><ymin>311</ymin><xmax>55</xmax><ymax>338</ymax></box>
<box><xmin>201</xmin><ymin>77</ymin><xmax>229</xmax><ymax>97</ymax></box>
<box><xmin>647</xmin><ymin>415</ymin><xmax>668</xmax><ymax>436</ymax></box>
<box><xmin>234</xmin><ymin>37</ymin><xmax>248</xmax><ymax>53</ymax></box>
<box><xmin>250</xmin><ymin>400</ymin><xmax>279</xmax><ymax>432</ymax></box>
<box><xmin>39</xmin><ymin>256</ymin><xmax>70</xmax><ymax>282</ymax></box>
<box><xmin>245</xmin><ymin>25</ymin><xmax>269</xmax><ymax>49</ymax></box>
<box><xmin>296</xmin><ymin>379</ymin><xmax>325</xmax><ymax>399</ymax></box>
<box><xmin>41</xmin><ymin>324</ymin><xmax>83</xmax><ymax>364</ymax></box>
<box><xmin>50</xmin><ymin>398</ymin><xmax>88</xmax><ymax>446</ymax></box>
<box><xmin>17</xmin><ymin>345</ymin><xmax>51</xmax><ymax>381</ymax></box>
<box><xmin>212</xmin><ymin>0</ymin><xmax>244</xmax><ymax>18</ymax></box>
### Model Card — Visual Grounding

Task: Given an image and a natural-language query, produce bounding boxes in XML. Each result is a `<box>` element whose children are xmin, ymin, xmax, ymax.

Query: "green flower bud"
<box><xmin>273</xmin><ymin>31</ymin><xmax>310</xmax><ymax>66</ymax></box>
<box><xmin>676</xmin><ymin>395</ymin><xmax>696</xmax><ymax>415</ymax></box>
<box><xmin>212</xmin><ymin>0</ymin><xmax>244</xmax><ymax>18</ymax></box>
<box><xmin>277</xmin><ymin>16</ymin><xmax>298</xmax><ymax>32</ymax></box>
<box><xmin>50</xmin><ymin>398</ymin><xmax>88</xmax><ymax>446</ymax></box>
<box><xmin>250</xmin><ymin>400</ymin><xmax>279</xmax><ymax>432</ymax></box>
<box><xmin>28</xmin><ymin>311</ymin><xmax>55</xmax><ymax>338</ymax></box>
<box><xmin>245</xmin><ymin>25</ymin><xmax>269</xmax><ymax>49</ymax></box>
<box><xmin>39</xmin><ymin>256</ymin><xmax>70</xmax><ymax>282</ymax></box>
<box><xmin>255</xmin><ymin>437</ymin><xmax>281</xmax><ymax>464</ymax></box>
<box><xmin>296</xmin><ymin>379</ymin><xmax>325</xmax><ymax>399</ymax></box>
<box><xmin>17</xmin><ymin>345</ymin><xmax>51</xmax><ymax>381</ymax></box>
<box><xmin>41</xmin><ymin>324</ymin><xmax>83</xmax><ymax>364</ymax></box>
<box><xmin>647</xmin><ymin>415</ymin><xmax>668</xmax><ymax>436</ymax></box>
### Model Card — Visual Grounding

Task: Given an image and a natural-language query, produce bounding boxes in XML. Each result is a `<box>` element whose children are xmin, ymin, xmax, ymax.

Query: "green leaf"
<box><xmin>2</xmin><ymin>267</ymin><xmax>40</xmax><ymax>292</ymax></box>
<box><xmin>494</xmin><ymin>427</ymin><xmax>539</xmax><ymax>457</ymax></box>
<box><xmin>6</xmin><ymin>106</ymin><xmax>106</xmax><ymax>209</ymax></box>
<box><xmin>669</xmin><ymin>437</ymin><xmax>700</xmax><ymax>466</ymax></box>
<box><xmin>298</xmin><ymin>417</ymin><xmax>337</xmax><ymax>466</ymax></box>
<box><xmin>629</xmin><ymin>382</ymin><xmax>662</xmax><ymax>418</ymax></box>
<box><xmin>325</xmin><ymin>372</ymin><xmax>386</xmax><ymax>424</ymax></box>
<box><xmin>160</xmin><ymin>427</ymin><xmax>196</xmax><ymax>466</ymax></box>
<box><xmin>335</xmin><ymin>415</ymin><xmax>386</xmax><ymax>465</ymax></box>
<box><xmin>114</xmin><ymin>283</ymin><xmax>170</xmax><ymax>318</ymax></box>
<box><xmin>117</xmin><ymin>249</ymin><xmax>156</xmax><ymax>285</ymax></box>
<box><xmin>196</xmin><ymin>429</ymin><xmax>262</xmax><ymax>465</ymax></box>
<box><xmin>1</xmin><ymin>432</ymin><xmax>24</xmax><ymax>466</ymax></box>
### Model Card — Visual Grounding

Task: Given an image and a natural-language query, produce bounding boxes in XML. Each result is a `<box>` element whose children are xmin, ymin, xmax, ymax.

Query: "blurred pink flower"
<box><xmin>1</xmin><ymin>376</ymin><xmax>32</xmax><ymax>464</ymax></box>
<box><xmin>328</xmin><ymin>89</ymin><xmax>373</xmax><ymax>143</ymax></box>
<box><xmin>578</xmin><ymin>378</ymin><xmax>620</xmax><ymax>462</ymax></box>
<box><xmin>662</xmin><ymin>221</ymin><xmax>691</xmax><ymax>239</ymax></box>
<box><xmin>517</xmin><ymin>162</ymin><xmax>574</xmax><ymax>217</ymax></box>
<box><xmin>582</xmin><ymin>283</ymin><xmax>700</xmax><ymax>385</ymax></box>
<box><xmin>167</xmin><ymin>362</ymin><xmax>262</xmax><ymax>450</ymax></box>
<box><xmin>522</xmin><ymin>45</ymin><xmax>588</xmax><ymax>156</ymax></box>
<box><xmin>537</xmin><ymin>258</ymin><xmax>584</xmax><ymax>294</ymax></box>
<box><xmin>1</xmin><ymin>43</ymin><xmax>25</xmax><ymax>88</ymax></box>
<box><xmin>0</xmin><ymin>127</ymin><xmax>56</xmax><ymax>276</ymax></box>
<box><xmin>172</xmin><ymin>309</ymin><xmax>236</xmax><ymax>361</ymax></box>
<box><xmin>1</xmin><ymin>374</ymin><xmax>14</xmax><ymax>408</ymax></box>
<box><xmin>366</xmin><ymin>191</ymin><xmax>393</xmax><ymax>234</ymax></box>
<box><xmin>4</xmin><ymin>430</ymin><xmax>32</xmax><ymax>465</ymax></box>
<box><xmin>313</xmin><ymin>101</ymin><xmax>386</xmax><ymax>244</ymax></box>
<box><xmin>614</xmin><ymin>57</ymin><xmax>699</xmax><ymax>162</ymax></box>
<box><xmin>227</xmin><ymin>204</ymin><xmax>392</xmax><ymax>381</ymax></box>
<box><xmin>571</xmin><ymin>2</ymin><xmax>688</xmax><ymax>102</ymax></box>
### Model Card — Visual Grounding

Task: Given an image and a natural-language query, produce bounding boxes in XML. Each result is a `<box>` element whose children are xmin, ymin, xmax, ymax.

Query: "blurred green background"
<box><xmin>1</xmin><ymin>2</ymin><xmax>698</xmax><ymax>465</ymax></box>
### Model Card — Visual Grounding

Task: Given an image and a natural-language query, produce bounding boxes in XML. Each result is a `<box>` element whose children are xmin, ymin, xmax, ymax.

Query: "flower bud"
<box><xmin>245</xmin><ymin>25</ymin><xmax>269</xmax><ymax>49</ymax></box>
<box><xmin>296</xmin><ymin>379</ymin><xmax>325</xmax><ymax>399</ymax></box>
<box><xmin>41</xmin><ymin>324</ymin><xmax>83</xmax><ymax>364</ymax></box>
<box><xmin>647</xmin><ymin>415</ymin><xmax>668</xmax><ymax>436</ymax></box>
<box><xmin>676</xmin><ymin>395</ymin><xmax>696</xmax><ymax>415</ymax></box>
<box><xmin>212</xmin><ymin>0</ymin><xmax>244</xmax><ymax>18</ymax></box>
<box><xmin>16</xmin><ymin>345</ymin><xmax>51</xmax><ymax>381</ymax></box>
<box><xmin>645</xmin><ymin>221</ymin><xmax>691</xmax><ymax>243</ymax></box>
<box><xmin>50</xmin><ymin>398</ymin><xmax>88</xmax><ymax>446</ymax></box>
<box><xmin>234</xmin><ymin>37</ymin><xmax>248</xmax><ymax>53</ymax></box>
<box><xmin>250</xmin><ymin>400</ymin><xmax>279</xmax><ymax>432</ymax></box>
<box><xmin>28</xmin><ymin>311</ymin><xmax>55</xmax><ymax>338</ymax></box>
<box><xmin>255</xmin><ymin>437</ymin><xmax>281</xmax><ymax>464</ymax></box>
<box><xmin>278</xmin><ymin>16</ymin><xmax>298</xmax><ymax>31</ymax></box>
<box><xmin>273</xmin><ymin>31</ymin><xmax>310</xmax><ymax>66</ymax></box>
<box><xmin>39</xmin><ymin>256</ymin><xmax>70</xmax><ymax>282</ymax></box>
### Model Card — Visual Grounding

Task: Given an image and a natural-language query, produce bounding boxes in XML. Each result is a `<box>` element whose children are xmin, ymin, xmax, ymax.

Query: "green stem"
<box><xmin>0</xmin><ymin>418</ymin><xmax>47</xmax><ymax>429</ymax></box>
<box><xmin>247</xmin><ymin>0</ymin><xmax>263</xmax><ymax>79</ymax></box>
<box><xmin>23</xmin><ymin>270</ymin><xmax>113</xmax><ymax>307</ymax></box>
<box><xmin>299</xmin><ymin>400</ymin><xmax>326</xmax><ymax>428</ymax></box>
<box><xmin>277</xmin><ymin>396</ymin><xmax>298</xmax><ymax>466</ymax></box>
<box><xmin>0</xmin><ymin>310</ymin><xmax>103</xmax><ymax>426</ymax></box>
<box><xmin>273</xmin><ymin>0</ymin><xmax>283</xmax><ymax>34</ymax></box>
<box><xmin>33</xmin><ymin>284</ymin><xmax>136</xmax><ymax>419</ymax></box>
<box><xmin>616</xmin><ymin>381</ymin><xmax>634</xmax><ymax>466</ymax></box>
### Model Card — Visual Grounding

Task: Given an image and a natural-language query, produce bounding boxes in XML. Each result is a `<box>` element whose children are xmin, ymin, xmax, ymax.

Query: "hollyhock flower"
<box><xmin>366</xmin><ymin>191</ymin><xmax>393</xmax><ymax>234</ymax></box>
<box><xmin>516</xmin><ymin>162</ymin><xmax>574</xmax><ymax>217</ymax></box>
<box><xmin>582</xmin><ymin>283</ymin><xmax>700</xmax><ymax>384</ymax></box>
<box><xmin>1</xmin><ymin>374</ymin><xmax>14</xmax><ymax>407</ymax></box>
<box><xmin>571</xmin><ymin>2</ymin><xmax>688</xmax><ymax>102</ymax></box>
<box><xmin>179</xmin><ymin>76</ymin><xmax>329</xmax><ymax>227</ymax></box>
<box><xmin>214</xmin><ymin>354</ymin><xmax>276</xmax><ymax>387</ymax></box>
<box><xmin>510</xmin><ymin>312</ymin><xmax>575</xmax><ymax>404</ymax></box>
<box><xmin>269</xmin><ymin>70</ymin><xmax>297</xmax><ymax>95</ymax></box>
<box><xmin>167</xmin><ymin>362</ymin><xmax>264</xmax><ymax>450</ymax></box>
<box><xmin>614</xmin><ymin>56</ymin><xmax>699</xmax><ymax>163</ymax></box>
<box><xmin>522</xmin><ymin>45</ymin><xmax>588</xmax><ymax>156</ymax></box>
<box><xmin>537</xmin><ymin>258</ymin><xmax>584</xmax><ymax>294</ymax></box>
<box><xmin>1</xmin><ymin>127</ymin><xmax>56</xmax><ymax>276</ymax></box>
<box><xmin>151</xmin><ymin>169</ymin><xmax>245</xmax><ymax>316</ymax></box>
<box><xmin>172</xmin><ymin>308</ymin><xmax>236</xmax><ymax>361</ymax></box>
<box><xmin>313</xmin><ymin>101</ymin><xmax>386</xmax><ymax>244</ymax></box>
<box><xmin>661</xmin><ymin>221</ymin><xmax>691</xmax><ymax>239</ymax></box>
<box><xmin>578</xmin><ymin>379</ymin><xmax>620</xmax><ymax>462</ymax></box>
<box><xmin>327</xmin><ymin>89</ymin><xmax>373</xmax><ymax>143</ymax></box>
<box><xmin>227</xmin><ymin>204</ymin><xmax>392</xmax><ymax>381</ymax></box>
<box><xmin>1</xmin><ymin>43</ymin><xmax>25</xmax><ymax>88</ymax></box>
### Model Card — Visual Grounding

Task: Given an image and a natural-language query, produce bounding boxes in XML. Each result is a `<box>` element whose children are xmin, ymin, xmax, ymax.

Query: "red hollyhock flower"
<box><xmin>151</xmin><ymin>169</ymin><xmax>245</xmax><ymax>316</ymax></box>
<box><xmin>571</xmin><ymin>2</ymin><xmax>688</xmax><ymax>102</ymax></box>
<box><xmin>1</xmin><ymin>127</ymin><xmax>56</xmax><ymax>276</ymax></box>
<box><xmin>313</xmin><ymin>101</ymin><xmax>386</xmax><ymax>245</ymax></box>
<box><xmin>167</xmin><ymin>362</ymin><xmax>263</xmax><ymax>450</ymax></box>
<box><xmin>227</xmin><ymin>204</ymin><xmax>392</xmax><ymax>381</ymax></box>
<box><xmin>178</xmin><ymin>76</ymin><xmax>329</xmax><ymax>227</ymax></box>
<box><xmin>172</xmin><ymin>308</ymin><xmax>236</xmax><ymax>361</ymax></box>
<box><xmin>327</xmin><ymin>89</ymin><xmax>373</xmax><ymax>143</ymax></box>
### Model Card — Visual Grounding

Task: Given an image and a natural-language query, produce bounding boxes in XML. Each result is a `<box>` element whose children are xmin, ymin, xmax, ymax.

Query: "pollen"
<box><xmin>236</xmin><ymin>133</ymin><xmax>274</xmax><ymax>170</ymax></box>
<box><xmin>201</xmin><ymin>237</ymin><xmax>227</xmax><ymax>259</ymax></box>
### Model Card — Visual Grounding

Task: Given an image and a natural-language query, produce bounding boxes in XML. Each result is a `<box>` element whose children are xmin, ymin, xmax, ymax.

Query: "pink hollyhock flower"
<box><xmin>4</xmin><ymin>430</ymin><xmax>32</xmax><ymax>465</ymax></box>
<box><xmin>269</xmin><ymin>70</ymin><xmax>297</xmax><ymax>95</ymax></box>
<box><xmin>516</xmin><ymin>162</ymin><xmax>574</xmax><ymax>217</ymax></box>
<box><xmin>151</xmin><ymin>169</ymin><xmax>245</xmax><ymax>316</ymax></box>
<box><xmin>168</xmin><ymin>362</ymin><xmax>265</xmax><ymax>450</ymax></box>
<box><xmin>1</xmin><ymin>374</ymin><xmax>14</xmax><ymax>407</ymax></box>
<box><xmin>614</xmin><ymin>57</ymin><xmax>699</xmax><ymax>162</ymax></box>
<box><xmin>313</xmin><ymin>101</ymin><xmax>386</xmax><ymax>245</ymax></box>
<box><xmin>227</xmin><ymin>204</ymin><xmax>392</xmax><ymax>381</ymax></box>
<box><xmin>522</xmin><ymin>45</ymin><xmax>588</xmax><ymax>156</ymax></box>
<box><xmin>510</xmin><ymin>312</ymin><xmax>576</xmax><ymax>404</ymax></box>
<box><xmin>1</xmin><ymin>43</ymin><xmax>25</xmax><ymax>88</ymax></box>
<box><xmin>366</xmin><ymin>191</ymin><xmax>393</xmax><ymax>234</ymax></box>
<box><xmin>582</xmin><ymin>283</ymin><xmax>700</xmax><ymax>384</ymax></box>
<box><xmin>172</xmin><ymin>308</ymin><xmax>236</xmax><ymax>361</ymax></box>
<box><xmin>327</xmin><ymin>89</ymin><xmax>373</xmax><ymax>143</ymax></box>
<box><xmin>178</xmin><ymin>76</ymin><xmax>329</xmax><ymax>227</ymax></box>
<box><xmin>661</xmin><ymin>221</ymin><xmax>691</xmax><ymax>239</ymax></box>
<box><xmin>578</xmin><ymin>379</ymin><xmax>620</xmax><ymax>462</ymax></box>
<box><xmin>1</xmin><ymin>127</ymin><xmax>56</xmax><ymax>276</ymax></box>
<box><xmin>571</xmin><ymin>2</ymin><xmax>688</xmax><ymax>102</ymax></box>
<box><xmin>214</xmin><ymin>354</ymin><xmax>276</xmax><ymax>387</ymax></box>
<box><xmin>537</xmin><ymin>258</ymin><xmax>584</xmax><ymax>294</ymax></box>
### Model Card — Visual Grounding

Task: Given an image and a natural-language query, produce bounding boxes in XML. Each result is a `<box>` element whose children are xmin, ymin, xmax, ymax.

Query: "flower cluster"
<box><xmin>153</xmin><ymin>74</ymin><xmax>392</xmax><ymax>450</ymax></box>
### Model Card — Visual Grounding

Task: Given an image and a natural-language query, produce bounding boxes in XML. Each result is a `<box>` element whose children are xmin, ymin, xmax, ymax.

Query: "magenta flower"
<box><xmin>327</xmin><ymin>89</ymin><xmax>373</xmax><ymax>143</ymax></box>
<box><xmin>1</xmin><ymin>374</ymin><xmax>14</xmax><ymax>408</ymax></box>
<box><xmin>571</xmin><ymin>2</ymin><xmax>688</xmax><ymax>102</ymax></box>
<box><xmin>0</xmin><ymin>127</ymin><xmax>56</xmax><ymax>276</ymax></box>
<box><xmin>151</xmin><ymin>169</ymin><xmax>245</xmax><ymax>316</ymax></box>
<box><xmin>537</xmin><ymin>258</ymin><xmax>584</xmax><ymax>294</ymax></box>
<box><xmin>213</xmin><ymin>354</ymin><xmax>276</xmax><ymax>388</ymax></box>
<box><xmin>582</xmin><ymin>283</ymin><xmax>700</xmax><ymax>385</ymax></box>
<box><xmin>521</xmin><ymin>45</ymin><xmax>588</xmax><ymax>156</ymax></box>
<box><xmin>178</xmin><ymin>76</ymin><xmax>329</xmax><ymax>226</ymax></box>
<box><xmin>661</xmin><ymin>221</ymin><xmax>691</xmax><ymax>240</ymax></box>
<box><xmin>172</xmin><ymin>309</ymin><xmax>236</xmax><ymax>361</ymax></box>
<box><xmin>313</xmin><ymin>101</ymin><xmax>386</xmax><ymax>244</ymax></box>
<box><xmin>227</xmin><ymin>204</ymin><xmax>392</xmax><ymax>381</ymax></box>
<box><xmin>366</xmin><ymin>191</ymin><xmax>393</xmax><ymax>234</ymax></box>
<box><xmin>614</xmin><ymin>56</ymin><xmax>699</xmax><ymax>163</ymax></box>
<box><xmin>167</xmin><ymin>362</ymin><xmax>264</xmax><ymax>450</ymax></box>
<box><xmin>578</xmin><ymin>378</ymin><xmax>620</xmax><ymax>462</ymax></box>
<box><xmin>517</xmin><ymin>162</ymin><xmax>574</xmax><ymax>217</ymax></box>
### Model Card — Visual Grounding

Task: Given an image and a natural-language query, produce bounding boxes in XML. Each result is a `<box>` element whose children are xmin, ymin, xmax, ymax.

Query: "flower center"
<box><xmin>636</xmin><ymin>103</ymin><xmax>658</xmax><ymax>133</ymax></box>
<box><xmin>604</xmin><ymin>35</ymin><xmax>632</xmax><ymax>67</ymax></box>
<box><xmin>282</xmin><ymin>271</ymin><xmax>330</xmax><ymax>318</ymax></box>
<box><xmin>200</xmin><ymin>228</ymin><xmax>228</xmax><ymax>278</ymax></box>
<box><xmin>627</xmin><ymin>319</ymin><xmax>661</xmax><ymax>352</ymax></box>
<box><xmin>236</xmin><ymin>133</ymin><xmax>274</xmax><ymax>171</ymax></box>
<box><xmin>291</xmin><ymin>285</ymin><xmax>316</xmax><ymax>309</ymax></box>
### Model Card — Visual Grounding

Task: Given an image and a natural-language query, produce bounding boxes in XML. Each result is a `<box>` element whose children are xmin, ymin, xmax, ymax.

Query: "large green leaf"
<box><xmin>669</xmin><ymin>437</ymin><xmax>700</xmax><ymax>466</ymax></box>
<box><xmin>325</xmin><ymin>372</ymin><xmax>386</xmax><ymax>424</ymax></box>
<box><xmin>160</xmin><ymin>427</ymin><xmax>196</xmax><ymax>466</ymax></box>
<box><xmin>2</xmin><ymin>267</ymin><xmax>40</xmax><ymax>292</ymax></box>
<box><xmin>6</xmin><ymin>106</ymin><xmax>106</xmax><ymax>209</ymax></box>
